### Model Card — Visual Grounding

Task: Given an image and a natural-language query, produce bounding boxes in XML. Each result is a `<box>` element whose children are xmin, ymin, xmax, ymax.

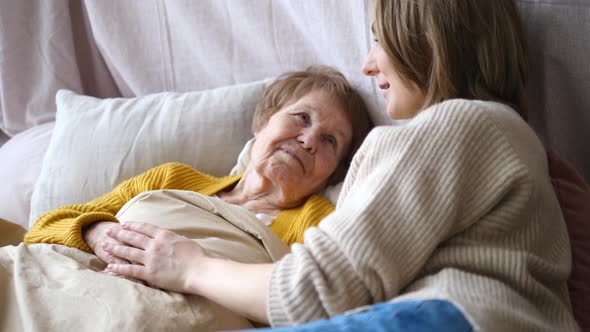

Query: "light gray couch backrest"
<box><xmin>518</xmin><ymin>0</ymin><xmax>590</xmax><ymax>181</ymax></box>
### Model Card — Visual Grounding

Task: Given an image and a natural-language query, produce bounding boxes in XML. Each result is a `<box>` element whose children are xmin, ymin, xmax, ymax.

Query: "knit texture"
<box><xmin>24</xmin><ymin>163</ymin><xmax>334</xmax><ymax>251</ymax></box>
<box><xmin>267</xmin><ymin>100</ymin><xmax>579</xmax><ymax>331</ymax></box>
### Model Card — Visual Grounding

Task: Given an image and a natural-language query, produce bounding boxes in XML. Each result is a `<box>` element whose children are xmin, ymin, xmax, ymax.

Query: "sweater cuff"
<box><xmin>267</xmin><ymin>257</ymin><xmax>293</xmax><ymax>327</ymax></box>
<box><xmin>25</xmin><ymin>212</ymin><xmax>119</xmax><ymax>253</ymax></box>
<box><xmin>70</xmin><ymin>212</ymin><xmax>120</xmax><ymax>252</ymax></box>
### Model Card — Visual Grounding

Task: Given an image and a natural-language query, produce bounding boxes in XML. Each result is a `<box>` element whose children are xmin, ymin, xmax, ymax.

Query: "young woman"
<box><xmin>102</xmin><ymin>1</ymin><xmax>579</xmax><ymax>330</ymax></box>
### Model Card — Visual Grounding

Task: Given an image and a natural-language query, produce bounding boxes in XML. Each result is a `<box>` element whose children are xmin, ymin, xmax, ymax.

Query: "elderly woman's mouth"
<box><xmin>280</xmin><ymin>147</ymin><xmax>305</xmax><ymax>172</ymax></box>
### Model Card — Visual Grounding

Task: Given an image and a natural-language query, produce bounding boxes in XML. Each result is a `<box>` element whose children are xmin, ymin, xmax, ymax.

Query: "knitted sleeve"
<box><xmin>267</xmin><ymin>100</ymin><xmax>533</xmax><ymax>326</ymax></box>
<box><xmin>24</xmin><ymin>162</ymin><xmax>206</xmax><ymax>252</ymax></box>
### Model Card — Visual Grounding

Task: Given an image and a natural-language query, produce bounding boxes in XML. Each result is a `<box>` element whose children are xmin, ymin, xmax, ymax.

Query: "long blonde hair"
<box><xmin>373</xmin><ymin>0</ymin><xmax>529</xmax><ymax>118</ymax></box>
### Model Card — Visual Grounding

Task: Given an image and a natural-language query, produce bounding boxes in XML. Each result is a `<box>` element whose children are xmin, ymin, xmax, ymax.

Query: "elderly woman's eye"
<box><xmin>297</xmin><ymin>113</ymin><xmax>310</xmax><ymax>122</ymax></box>
<box><xmin>324</xmin><ymin>135</ymin><xmax>336</xmax><ymax>146</ymax></box>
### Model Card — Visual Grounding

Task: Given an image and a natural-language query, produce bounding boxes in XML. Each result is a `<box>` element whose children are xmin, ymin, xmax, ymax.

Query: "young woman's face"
<box><xmin>362</xmin><ymin>31</ymin><xmax>426</xmax><ymax>120</ymax></box>
<box><xmin>250</xmin><ymin>91</ymin><xmax>353</xmax><ymax>200</ymax></box>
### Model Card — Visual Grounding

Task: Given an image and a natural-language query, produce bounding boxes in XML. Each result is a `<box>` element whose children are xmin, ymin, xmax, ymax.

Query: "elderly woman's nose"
<box><xmin>298</xmin><ymin>130</ymin><xmax>318</xmax><ymax>153</ymax></box>
<box><xmin>362</xmin><ymin>48</ymin><xmax>378</xmax><ymax>76</ymax></box>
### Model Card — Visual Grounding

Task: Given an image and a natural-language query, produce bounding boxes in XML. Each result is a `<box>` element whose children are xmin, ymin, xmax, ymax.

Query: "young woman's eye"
<box><xmin>373</xmin><ymin>38</ymin><xmax>379</xmax><ymax>43</ymax></box>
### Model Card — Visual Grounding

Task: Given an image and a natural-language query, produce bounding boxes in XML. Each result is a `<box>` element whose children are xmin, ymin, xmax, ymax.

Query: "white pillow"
<box><xmin>0</xmin><ymin>122</ymin><xmax>54</xmax><ymax>229</ymax></box>
<box><xmin>29</xmin><ymin>81</ymin><xmax>270</xmax><ymax>227</ymax></box>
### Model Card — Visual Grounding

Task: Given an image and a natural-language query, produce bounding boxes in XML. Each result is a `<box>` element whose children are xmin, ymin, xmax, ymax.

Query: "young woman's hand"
<box><xmin>103</xmin><ymin>221</ymin><xmax>273</xmax><ymax>323</ymax></box>
<box><xmin>101</xmin><ymin>222</ymin><xmax>210</xmax><ymax>294</ymax></box>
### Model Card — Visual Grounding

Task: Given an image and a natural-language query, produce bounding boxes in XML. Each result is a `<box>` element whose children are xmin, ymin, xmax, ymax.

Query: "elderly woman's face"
<box><xmin>250</xmin><ymin>91</ymin><xmax>353</xmax><ymax>200</ymax></box>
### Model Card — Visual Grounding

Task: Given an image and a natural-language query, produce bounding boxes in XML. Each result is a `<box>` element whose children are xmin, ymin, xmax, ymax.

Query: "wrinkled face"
<box><xmin>250</xmin><ymin>90</ymin><xmax>353</xmax><ymax>201</ymax></box>
<box><xmin>362</xmin><ymin>25</ymin><xmax>426</xmax><ymax>120</ymax></box>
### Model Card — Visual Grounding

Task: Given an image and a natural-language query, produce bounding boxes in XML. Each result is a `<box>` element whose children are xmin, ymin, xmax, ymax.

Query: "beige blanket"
<box><xmin>0</xmin><ymin>190</ymin><xmax>290</xmax><ymax>331</ymax></box>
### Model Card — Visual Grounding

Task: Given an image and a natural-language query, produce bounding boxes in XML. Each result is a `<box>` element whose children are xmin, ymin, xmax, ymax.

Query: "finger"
<box><xmin>104</xmin><ymin>270</ymin><xmax>147</xmax><ymax>285</ymax></box>
<box><xmin>94</xmin><ymin>243</ymin><xmax>129</xmax><ymax>266</ymax></box>
<box><xmin>106</xmin><ymin>227</ymin><xmax>152</xmax><ymax>249</ymax></box>
<box><xmin>106</xmin><ymin>263</ymin><xmax>147</xmax><ymax>281</ymax></box>
<box><xmin>119</xmin><ymin>222</ymin><xmax>159</xmax><ymax>238</ymax></box>
<box><xmin>145</xmin><ymin>282</ymin><xmax>160</xmax><ymax>290</ymax></box>
<box><xmin>100</xmin><ymin>269</ymin><xmax>147</xmax><ymax>285</ymax></box>
<box><xmin>105</xmin><ymin>255</ymin><xmax>130</xmax><ymax>265</ymax></box>
<box><xmin>101</xmin><ymin>242</ymin><xmax>146</xmax><ymax>265</ymax></box>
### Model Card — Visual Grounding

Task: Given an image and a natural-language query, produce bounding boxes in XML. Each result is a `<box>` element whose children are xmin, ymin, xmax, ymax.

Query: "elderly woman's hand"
<box><xmin>84</xmin><ymin>221</ymin><xmax>146</xmax><ymax>284</ymax></box>
<box><xmin>84</xmin><ymin>221</ymin><xmax>130</xmax><ymax>265</ymax></box>
<box><xmin>101</xmin><ymin>222</ymin><xmax>211</xmax><ymax>293</ymax></box>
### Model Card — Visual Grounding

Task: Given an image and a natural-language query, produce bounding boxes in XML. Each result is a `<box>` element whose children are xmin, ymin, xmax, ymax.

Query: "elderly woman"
<box><xmin>3</xmin><ymin>66</ymin><xmax>370</xmax><ymax>330</ymax></box>
<box><xmin>24</xmin><ymin>66</ymin><xmax>371</xmax><ymax>264</ymax></box>
<box><xmin>101</xmin><ymin>1</ymin><xmax>579</xmax><ymax>331</ymax></box>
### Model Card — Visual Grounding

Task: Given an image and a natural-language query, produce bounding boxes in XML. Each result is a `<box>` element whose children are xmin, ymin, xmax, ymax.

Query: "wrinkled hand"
<box><xmin>102</xmin><ymin>222</ymin><xmax>210</xmax><ymax>293</ymax></box>
<box><xmin>83</xmin><ymin>221</ymin><xmax>145</xmax><ymax>284</ymax></box>
<box><xmin>84</xmin><ymin>221</ymin><xmax>129</xmax><ymax>265</ymax></box>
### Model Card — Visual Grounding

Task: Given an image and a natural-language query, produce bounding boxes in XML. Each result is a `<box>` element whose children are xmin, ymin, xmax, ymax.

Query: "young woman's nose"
<box><xmin>298</xmin><ymin>129</ymin><xmax>318</xmax><ymax>154</ymax></box>
<box><xmin>362</xmin><ymin>47</ymin><xmax>378</xmax><ymax>76</ymax></box>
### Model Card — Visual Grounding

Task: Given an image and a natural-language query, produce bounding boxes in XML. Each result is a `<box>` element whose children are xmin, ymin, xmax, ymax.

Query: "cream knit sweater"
<box><xmin>267</xmin><ymin>100</ymin><xmax>580</xmax><ymax>331</ymax></box>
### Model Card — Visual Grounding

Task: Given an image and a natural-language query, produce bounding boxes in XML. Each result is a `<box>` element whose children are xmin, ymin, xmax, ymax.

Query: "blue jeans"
<box><xmin>249</xmin><ymin>299</ymin><xmax>474</xmax><ymax>332</ymax></box>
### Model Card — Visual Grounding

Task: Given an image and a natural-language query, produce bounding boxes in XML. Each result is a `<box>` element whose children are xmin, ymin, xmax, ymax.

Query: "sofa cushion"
<box><xmin>547</xmin><ymin>149</ymin><xmax>590</xmax><ymax>331</ymax></box>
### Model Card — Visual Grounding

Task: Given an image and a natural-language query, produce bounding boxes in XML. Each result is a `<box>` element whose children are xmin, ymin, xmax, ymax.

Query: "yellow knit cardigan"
<box><xmin>24</xmin><ymin>162</ymin><xmax>334</xmax><ymax>252</ymax></box>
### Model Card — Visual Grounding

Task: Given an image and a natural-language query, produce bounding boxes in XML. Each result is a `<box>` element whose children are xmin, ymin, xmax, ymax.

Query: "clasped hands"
<box><xmin>84</xmin><ymin>221</ymin><xmax>208</xmax><ymax>293</ymax></box>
